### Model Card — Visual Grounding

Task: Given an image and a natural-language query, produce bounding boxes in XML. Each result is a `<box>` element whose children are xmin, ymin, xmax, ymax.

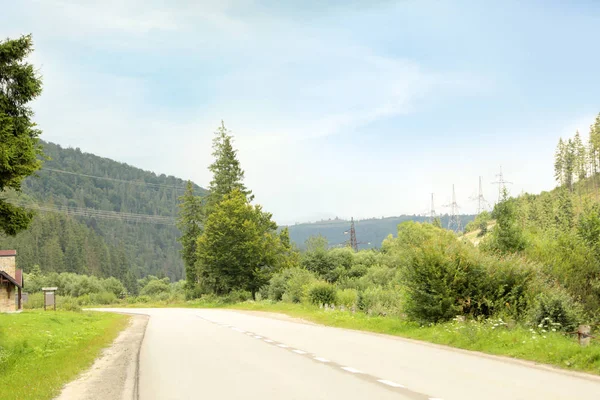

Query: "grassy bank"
<box><xmin>225</xmin><ymin>302</ymin><xmax>600</xmax><ymax>374</ymax></box>
<box><xmin>0</xmin><ymin>311</ymin><xmax>129</xmax><ymax>400</ymax></box>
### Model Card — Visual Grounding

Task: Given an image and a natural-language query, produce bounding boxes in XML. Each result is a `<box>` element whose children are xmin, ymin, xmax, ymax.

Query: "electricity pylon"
<box><xmin>445</xmin><ymin>184</ymin><xmax>462</xmax><ymax>232</ymax></box>
<box><xmin>492</xmin><ymin>166</ymin><xmax>513</xmax><ymax>202</ymax></box>
<box><xmin>470</xmin><ymin>176</ymin><xmax>490</xmax><ymax>214</ymax></box>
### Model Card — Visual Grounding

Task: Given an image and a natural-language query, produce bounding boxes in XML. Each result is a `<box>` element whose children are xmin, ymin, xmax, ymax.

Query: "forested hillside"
<box><xmin>286</xmin><ymin>215</ymin><xmax>474</xmax><ymax>249</ymax></box>
<box><xmin>0</xmin><ymin>141</ymin><xmax>206</xmax><ymax>283</ymax></box>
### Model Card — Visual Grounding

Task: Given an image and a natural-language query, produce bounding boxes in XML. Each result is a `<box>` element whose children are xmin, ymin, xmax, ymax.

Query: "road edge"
<box><xmin>228</xmin><ymin>308</ymin><xmax>600</xmax><ymax>383</ymax></box>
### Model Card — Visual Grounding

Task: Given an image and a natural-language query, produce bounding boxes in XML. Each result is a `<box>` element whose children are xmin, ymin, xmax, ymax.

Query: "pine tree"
<box><xmin>0</xmin><ymin>35</ymin><xmax>44</xmax><ymax>235</ymax></box>
<box><xmin>177</xmin><ymin>181</ymin><xmax>203</xmax><ymax>289</ymax></box>
<box><xmin>554</xmin><ymin>138</ymin><xmax>565</xmax><ymax>186</ymax></box>
<box><xmin>573</xmin><ymin>131</ymin><xmax>587</xmax><ymax>181</ymax></box>
<box><xmin>564</xmin><ymin>138</ymin><xmax>576</xmax><ymax>191</ymax></box>
<box><xmin>205</xmin><ymin>121</ymin><xmax>253</xmax><ymax>214</ymax></box>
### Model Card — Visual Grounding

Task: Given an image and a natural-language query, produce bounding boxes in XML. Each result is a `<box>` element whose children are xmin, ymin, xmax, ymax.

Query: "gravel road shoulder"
<box><xmin>55</xmin><ymin>313</ymin><xmax>149</xmax><ymax>400</ymax></box>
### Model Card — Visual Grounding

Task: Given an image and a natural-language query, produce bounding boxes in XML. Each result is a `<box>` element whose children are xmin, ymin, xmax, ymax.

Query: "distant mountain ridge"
<box><xmin>285</xmin><ymin>215</ymin><xmax>475</xmax><ymax>250</ymax></box>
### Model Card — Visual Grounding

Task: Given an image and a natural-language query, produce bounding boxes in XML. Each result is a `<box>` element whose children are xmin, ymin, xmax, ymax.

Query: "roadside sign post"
<box><xmin>41</xmin><ymin>287</ymin><xmax>57</xmax><ymax>311</ymax></box>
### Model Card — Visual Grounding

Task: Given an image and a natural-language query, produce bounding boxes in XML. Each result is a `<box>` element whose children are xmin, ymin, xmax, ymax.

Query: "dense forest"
<box><xmin>0</xmin><ymin>141</ymin><xmax>206</xmax><ymax>282</ymax></box>
<box><xmin>285</xmin><ymin>214</ymin><xmax>474</xmax><ymax>250</ymax></box>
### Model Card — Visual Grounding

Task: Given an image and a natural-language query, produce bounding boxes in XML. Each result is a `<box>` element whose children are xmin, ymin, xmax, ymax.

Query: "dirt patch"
<box><xmin>55</xmin><ymin>314</ymin><xmax>149</xmax><ymax>400</ymax></box>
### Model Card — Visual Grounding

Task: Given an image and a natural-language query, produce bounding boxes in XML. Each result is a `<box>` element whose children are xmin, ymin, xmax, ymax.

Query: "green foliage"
<box><xmin>205</xmin><ymin>121</ymin><xmax>253</xmax><ymax>214</ymax></box>
<box><xmin>336</xmin><ymin>288</ymin><xmax>358</xmax><ymax>307</ymax></box>
<box><xmin>139</xmin><ymin>277</ymin><xmax>170</xmax><ymax>297</ymax></box>
<box><xmin>307</xmin><ymin>281</ymin><xmax>336</xmax><ymax>305</ymax></box>
<box><xmin>177</xmin><ymin>181</ymin><xmax>204</xmax><ymax>289</ymax></box>
<box><xmin>0</xmin><ymin>35</ymin><xmax>44</xmax><ymax>236</ymax></box>
<box><xmin>357</xmin><ymin>286</ymin><xmax>402</xmax><ymax>316</ymax></box>
<box><xmin>528</xmin><ymin>287</ymin><xmax>583</xmax><ymax>332</ymax></box>
<box><xmin>485</xmin><ymin>189</ymin><xmax>526</xmax><ymax>253</ymax></box>
<box><xmin>196</xmin><ymin>189</ymin><xmax>282</xmax><ymax>296</ymax></box>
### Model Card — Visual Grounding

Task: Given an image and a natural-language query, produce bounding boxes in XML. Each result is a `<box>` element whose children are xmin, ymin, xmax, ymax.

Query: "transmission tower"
<box><xmin>470</xmin><ymin>176</ymin><xmax>490</xmax><ymax>214</ymax></box>
<box><xmin>492</xmin><ymin>166</ymin><xmax>513</xmax><ymax>202</ymax></box>
<box><xmin>429</xmin><ymin>193</ymin><xmax>437</xmax><ymax>223</ymax></box>
<box><xmin>445</xmin><ymin>184</ymin><xmax>462</xmax><ymax>232</ymax></box>
<box><xmin>343</xmin><ymin>217</ymin><xmax>369</xmax><ymax>251</ymax></box>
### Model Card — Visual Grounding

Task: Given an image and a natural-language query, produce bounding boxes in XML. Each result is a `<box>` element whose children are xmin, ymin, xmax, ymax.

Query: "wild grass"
<box><xmin>0</xmin><ymin>311</ymin><xmax>129</xmax><ymax>400</ymax></box>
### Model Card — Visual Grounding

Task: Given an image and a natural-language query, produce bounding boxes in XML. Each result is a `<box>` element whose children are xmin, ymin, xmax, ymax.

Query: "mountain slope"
<box><xmin>0</xmin><ymin>141</ymin><xmax>207</xmax><ymax>282</ymax></box>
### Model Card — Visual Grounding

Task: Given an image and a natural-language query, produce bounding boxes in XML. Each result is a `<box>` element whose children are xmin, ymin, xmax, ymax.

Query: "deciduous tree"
<box><xmin>0</xmin><ymin>34</ymin><xmax>44</xmax><ymax>235</ymax></box>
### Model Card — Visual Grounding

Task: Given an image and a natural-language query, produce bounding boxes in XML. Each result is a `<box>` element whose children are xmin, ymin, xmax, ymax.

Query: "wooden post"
<box><xmin>578</xmin><ymin>325</ymin><xmax>591</xmax><ymax>347</ymax></box>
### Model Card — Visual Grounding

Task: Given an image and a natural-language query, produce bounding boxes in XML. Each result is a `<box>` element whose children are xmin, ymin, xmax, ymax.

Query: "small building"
<box><xmin>0</xmin><ymin>250</ymin><xmax>23</xmax><ymax>312</ymax></box>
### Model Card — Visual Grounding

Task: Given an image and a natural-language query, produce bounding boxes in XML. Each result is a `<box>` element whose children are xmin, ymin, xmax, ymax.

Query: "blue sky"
<box><xmin>2</xmin><ymin>0</ymin><xmax>599</xmax><ymax>224</ymax></box>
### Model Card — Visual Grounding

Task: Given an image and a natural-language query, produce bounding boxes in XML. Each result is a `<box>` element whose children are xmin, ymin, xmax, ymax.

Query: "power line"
<box><xmin>9</xmin><ymin>200</ymin><xmax>177</xmax><ymax>226</ymax></box>
<box><xmin>39</xmin><ymin>168</ymin><xmax>190</xmax><ymax>190</ymax></box>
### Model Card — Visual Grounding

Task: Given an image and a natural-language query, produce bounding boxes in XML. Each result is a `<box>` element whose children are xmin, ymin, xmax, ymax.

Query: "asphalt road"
<box><xmin>98</xmin><ymin>308</ymin><xmax>600</xmax><ymax>400</ymax></box>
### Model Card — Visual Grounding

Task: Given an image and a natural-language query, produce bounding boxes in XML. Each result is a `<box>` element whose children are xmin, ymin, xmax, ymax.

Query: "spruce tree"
<box><xmin>177</xmin><ymin>181</ymin><xmax>203</xmax><ymax>289</ymax></box>
<box><xmin>205</xmin><ymin>121</ymin><xmax>253</xmax><ymax>214</ymax></box>
<box><xmin>554</xmin><ymin>138</ymin><xmax>565</xmax><ymax>186</ymax></box>
<box><xmin>573</xmin><ymin>131</ymin><xmax>587</xmax><ymax>181</ymax></box>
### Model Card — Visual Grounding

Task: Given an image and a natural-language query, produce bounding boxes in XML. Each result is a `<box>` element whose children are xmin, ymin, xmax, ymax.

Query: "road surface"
<box><xmin>97</xmin><ymin>308</ymin><xmax>600</xmax><ymax>400</ymax></box>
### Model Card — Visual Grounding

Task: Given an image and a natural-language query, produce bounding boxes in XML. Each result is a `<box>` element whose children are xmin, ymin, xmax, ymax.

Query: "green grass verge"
<box><xmin>0</xmin><ymin>311</ymin><xmax>129</xmax><ymax>400</ymax></box>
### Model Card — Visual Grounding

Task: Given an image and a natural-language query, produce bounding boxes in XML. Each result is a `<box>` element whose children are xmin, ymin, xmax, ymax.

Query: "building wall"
<box><xmin>0</xmin><ymin>283</ymin><xmax>16</xmax><ymax>312</ymax></box>
<box><xmin>0</xmin><ymin>255</ymin><xmax>16</xmax><ymax>280</ymax></box>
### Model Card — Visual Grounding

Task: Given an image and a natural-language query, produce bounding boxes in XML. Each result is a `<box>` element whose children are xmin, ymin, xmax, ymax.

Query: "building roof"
<box><xmin>0</xmin><ymin>250</ymin><xmax>16</xmax><ymax>257</ymax></box>
<box><xmin>0</xmin><ymin>270</ymin><xmax>22</xmax><ymax>288</ymax></box>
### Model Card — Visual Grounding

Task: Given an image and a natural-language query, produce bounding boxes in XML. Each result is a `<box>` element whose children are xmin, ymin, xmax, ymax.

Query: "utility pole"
<box><xmin>470</xmin><ymin>176</ymin><xmax>489</xmax><ymax>214</ymax></box>
<box><xmin>445</xmin><ymin>184</ymin><xmax>462</xmax><ymax>232</ymax></box>
<box><xmin>492</xmin><ymin>166</ymin><xmax>513</xmax><ymax>202</ymax></box>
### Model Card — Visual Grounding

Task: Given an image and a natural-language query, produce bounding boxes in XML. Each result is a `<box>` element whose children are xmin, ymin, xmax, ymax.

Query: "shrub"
<box><xmin>308</xmin><ymin>282</ymin><xmax>336</xmax><ymax>305</ymax></box>
<box><xmin>23</xmin><ymin>292</ymin><xmax>43</xmax><ymax>309</ymax></box>
<box><xmin>268</xmin><ymin>272</ymin><xmax>287</xmax><ymax>301</ymax></box>
<box><xmin>102</xmin><ymin>277</ymin><xmax>126</xmax><ymax>297</ymax></box>
<box><xmin>528</xmin><ymin>287</ymin><xmax>584</xmax><ymax>332</ymax></box>
<box><xmin>358</xmin><ymin>287</ymin><xmax>401</xmax><ymax>316</ymax></box>
<box><xmin>223</xmin><ymin>290</ymin><xmax>252</xmax><ymax>304</ymax></box>
<box><xmin>89</xmin><ymin>291</ymin><xmax>118</xmax><ymax>305</ymax></box>
<box><xmin>135</xmin><ymin>295</ymin><xmax>151</xmax><ymax>303</ymax></box>
<box><xmin>140</xmin><ymin>279</ymin><xmax>170</xmax><ymax>297</ymax></box>
<box><xmin>283</xmin><ymin>268</ymin><xmax>316</xmax><ymax>303</ymax></box>
<box><xmin>58</xmin><ymin>296</ymin><xmax>82</xmax><ymax>311</ymax></box>
<box><xmin>336</xmin><ymin>288</ymin><xmax>358</xmax><ymax>307</ymax></box>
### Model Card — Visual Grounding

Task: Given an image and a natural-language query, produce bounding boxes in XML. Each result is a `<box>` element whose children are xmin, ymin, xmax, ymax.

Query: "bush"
<box><xmin>283</xmin><ymin>268</ymin><xmax>316</xmax><ymax>303</ymax></box>
<box><xmin>268</xmin><ymin>272</ymin><xmax>287</xmax><ymax>301</ymax></box>
<box><xmin>102</xmin><ymin>277</ymin><xmax>126</xmax><ymax>297</ymax></box>
<box><xmin>58</xmin><ymin>296</ymin><xmax>82</xmax><ymax>311</ymax></box>
<box><xmin>140</xmin><ymin>279</ymin><xmax>170</xmax><ymax>297</ymax></box>
<box><xmin>308</xmin><ymin>282</ymin><xmax>336</xmax><ymax>305</ymax></box>
<box><xmin>358</xmin><ymin>287</ymin><xmax>401</xmax><ymax>316</ymax></box>
<box><xmin>23</xmin><ymin>292</ymin><xmax>44</xmax><ymax>309</ymax></box>
<box><xmin>135</xmin><ymin>295</ymin><xmax>151</xmax><ymax>303</ymax></box>
<box><xmin>93</xmin><ymin>291</ymin><xmax>118</xmax><ymax>305</ymax></box>
<box><xmin>336</xmin><ymin>288</ymin><xmax>358</xmax><ymax>307</ymax></box>
<box><xmin>528</xmin><ymin>287</ymin><xmax>584</xmax><ymax>332</ymax></box>
<box><xmin>223</xmin><ymin>290</ymin><xmax>252</xmax><ymax>304</ymax></box>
